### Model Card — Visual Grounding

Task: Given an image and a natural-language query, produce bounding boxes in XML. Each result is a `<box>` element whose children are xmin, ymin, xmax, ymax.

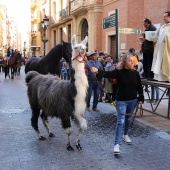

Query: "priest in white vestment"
<box><xmin>144</xmin><ymin>11</ymin><xmax>170</xmax><ymax>82</ymax></box>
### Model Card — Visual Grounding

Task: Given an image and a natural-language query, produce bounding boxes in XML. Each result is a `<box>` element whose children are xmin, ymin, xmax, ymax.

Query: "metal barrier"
<box><xmin>141</xmin><ymin>79</ymin><xmax>170</xmax><ymax>119</ymax></box>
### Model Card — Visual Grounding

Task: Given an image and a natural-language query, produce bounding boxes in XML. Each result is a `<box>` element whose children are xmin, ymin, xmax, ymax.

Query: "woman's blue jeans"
<box><xmin>115</xmin><ymin>99</ymin><xmax>137</xmax><ymax>145</ymax></box>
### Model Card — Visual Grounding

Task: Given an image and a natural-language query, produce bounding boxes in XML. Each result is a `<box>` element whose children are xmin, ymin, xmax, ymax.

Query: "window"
<box><xmin>53</xmin><ymin>30</ymin><xmax>56</xmax><ymax>46</ymax></box>
<box><xmin>60</xmin><ymin>28</ymin><xmax>63</xmax><ymax>43</ymax></box>
<box><xmin>53</xmin><ymin>1</ymin><xmax>56</xmax><ymax>15</ymax></box>
<box><xmin>81</xmin><ymin>19</ymin><xmax>88</xmax><ymax>51</ymax></box>
<box><xmin>68</xmin><ymin>24</ymin><xmax>71</xmax><ymax>42</ymax></box>
<box><xmin>81</xmin><ymin>19</ymin><xmax>88</xmax><ymax>40</ymax></box>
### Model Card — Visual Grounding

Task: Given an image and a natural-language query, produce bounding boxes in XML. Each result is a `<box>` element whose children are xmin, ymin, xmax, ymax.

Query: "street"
<box><xmin>0</xmin><ymin>66</ymin><xmax>170</xmax><ymax>170</ymax></box>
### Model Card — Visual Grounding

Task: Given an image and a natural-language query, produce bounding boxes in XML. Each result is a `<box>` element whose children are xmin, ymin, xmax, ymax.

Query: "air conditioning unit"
<box><xmin>60</xmin><ymin>9</ymin><xmax>66</xmax><ymax>18</ymax></box>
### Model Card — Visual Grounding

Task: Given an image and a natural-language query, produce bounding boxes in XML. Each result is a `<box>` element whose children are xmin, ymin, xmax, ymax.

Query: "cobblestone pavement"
<box><xmin>0</xmin><ymin>67</ymin><xmax>170</xmax><ymax>170</ymax></box>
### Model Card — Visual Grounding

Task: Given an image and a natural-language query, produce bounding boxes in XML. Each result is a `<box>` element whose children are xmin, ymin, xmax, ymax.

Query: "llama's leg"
<box><xmin>76</xmin><ymin>117</ymin><xmax>87</xmax><ymax>150</ymax></box>
<box><xmin>61</xmin><ymin>118</ymin><xmax>74</xmax><ymax>151</ymax></box>
<box><xmin>76</xmin><ymin>128</ymin><xmax>83</xmax><ymax>150</ymax></box>
<box><xmin>40</xmin><ymin>111</ymin><xmax>55</xmax><ymax>137</ymax></box>
<box><xmin>31</xmin><ymin>109</ymin><xmax>46</xmax><ymax>140</ymax></box>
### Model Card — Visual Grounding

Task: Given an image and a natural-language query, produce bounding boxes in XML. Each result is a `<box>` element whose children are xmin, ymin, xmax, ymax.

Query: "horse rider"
<box><xmin>5</xmin><ymin>46</ymin><xmax>13</xmax><ymax>65</ymax></box>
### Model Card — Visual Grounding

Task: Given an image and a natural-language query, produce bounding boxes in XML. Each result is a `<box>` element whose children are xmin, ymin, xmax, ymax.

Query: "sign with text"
<box><xmin>103</xmin><ymin>14</ymin><xmax>116</xmax><ymax>29</ymax></box>
<box><xmin>119</xmin><ymin>28</ymin><xmax>141</xmax><ymax>34</ymax></box>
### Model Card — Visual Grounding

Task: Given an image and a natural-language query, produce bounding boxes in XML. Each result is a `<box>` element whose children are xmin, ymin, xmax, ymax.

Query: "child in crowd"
<box><xmin>61</xmin><ymin>62</ymin><xmax>68</xmax><ymax>80</ymax></box>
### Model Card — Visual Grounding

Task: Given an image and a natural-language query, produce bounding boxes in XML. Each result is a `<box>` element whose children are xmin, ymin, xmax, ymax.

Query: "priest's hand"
<box><xmin>139</xmin><ymin>36</ymin><xmax>145</xmax><ymax>42</ymax></box>
<box><xmin>141</xmin><ymin>32</ymin><xmax>145</xmax><ymax>36</ymax></box>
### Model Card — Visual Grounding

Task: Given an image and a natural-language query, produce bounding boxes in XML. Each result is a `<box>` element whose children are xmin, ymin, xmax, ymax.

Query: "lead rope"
<box><xmin>85</xmin><ymin>61</ymin><xmax>143</xmax><ymax>125</ymax></box>
<box><xmin>130</xmin><ymin>103</ymin><xmax>143</xmax><ymax>127</ymax></box>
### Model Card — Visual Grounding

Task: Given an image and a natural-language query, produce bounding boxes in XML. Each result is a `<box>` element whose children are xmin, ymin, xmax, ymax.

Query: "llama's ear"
<box><xmin>62</xmin><ymin>40</ymin><xmax>66</xmax><ymax>45</ymax></box>
<box><xmin>81</xmin><ymin>36</ymin><xmax>88</xmax><ymax>46</ymax></box>
<box><xmin>71</xmin><ymin>35</ymin><xmax>76</xmax><ymax>45</ymax></box>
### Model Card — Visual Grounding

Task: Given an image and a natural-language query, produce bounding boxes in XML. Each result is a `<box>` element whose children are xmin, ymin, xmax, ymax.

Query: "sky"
<box><xmin>0</xmin><ymin>0</ymin><xmax>30</xmax><ymax>42</ymax></box>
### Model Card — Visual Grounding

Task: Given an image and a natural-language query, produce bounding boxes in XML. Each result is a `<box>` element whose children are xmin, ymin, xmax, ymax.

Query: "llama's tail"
<box><xmin>25</xmin><ymin>71</ymin><xmax>39</xmax><ymax>84</ymax></box>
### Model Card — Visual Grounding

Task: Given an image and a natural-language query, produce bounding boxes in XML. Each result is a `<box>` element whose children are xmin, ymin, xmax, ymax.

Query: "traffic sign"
<box><xmin>103</xmin><ymin>14</ymin><xmax>116</xmax><ymax>29</ymax></box>
<box><xmin>119</xmin><ymin>28</ymin><xmax>141</xmax><ymax>34</ymax></box>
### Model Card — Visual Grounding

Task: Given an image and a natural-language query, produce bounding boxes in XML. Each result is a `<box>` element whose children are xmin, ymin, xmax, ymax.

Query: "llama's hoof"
<box><xmin>49</xmin><ymin>132</ymin><xmax>55</xmax><ymax>137</ymax></box>
<box><xmin>76</xmin><ymin>143</ymin><xmax>82</xmax><ymax>150</ymax></box>
<box><xmin>39</xmin><ymin>136</ymin><xmax>46</xmax><ymax>140</ymax></box>
<box><xmin>67</xmin><ymin>144</ymin><xmax>74</xmax><ymax>151</ymax></box>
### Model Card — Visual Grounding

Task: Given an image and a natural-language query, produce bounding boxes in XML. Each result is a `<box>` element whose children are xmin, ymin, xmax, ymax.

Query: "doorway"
<box><xmin>110</xmin><ymin>35</ymin><xmax>116</xmax><ymax>60</ymax></box>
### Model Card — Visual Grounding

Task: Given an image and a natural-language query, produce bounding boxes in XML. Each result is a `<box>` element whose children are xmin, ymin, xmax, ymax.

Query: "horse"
<box><xmin>14</xmin><ymin>53</ymin><xmax>22</xmax><ymax>76</ymax></box>
<box><xmin>25</xmin><ymin>35</ymin><xmax>88</xmax><ymax>151</ymax></box>
<box><xmin>25</xmin><ymin>41</ymin><xmax>72</xmax><ymax>76</ymax></box>
<box><xmin>3</xmin><ymin>52</ymin><xmax>21</xmax><ymax>79</ymax></box>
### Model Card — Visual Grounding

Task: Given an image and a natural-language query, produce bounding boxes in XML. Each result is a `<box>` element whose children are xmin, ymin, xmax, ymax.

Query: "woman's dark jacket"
<box><xmin>98</xmin><ymin>68</ymin><xmax>144</xmax><ymax>102</ymax></box>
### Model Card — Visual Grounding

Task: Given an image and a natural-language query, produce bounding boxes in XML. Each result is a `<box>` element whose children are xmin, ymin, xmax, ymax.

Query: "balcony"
<box><xmin>31</xmin><ymin>30</ymin><xmax>37</xmax><ymax>37</ymax></box>
<box><xmin>49</xmin><ymin>7</ymin><xmax>71</xmax><ymax>27</ymax></box>
<box><xmin>31</xmin><ymin>39</ymin><xmax>37</xmax><ymax>46</ymax></box>
<box><xmin>70</xmin><ymin>0</ymin><xmax>87</xmax><ymax>15</ymax></box>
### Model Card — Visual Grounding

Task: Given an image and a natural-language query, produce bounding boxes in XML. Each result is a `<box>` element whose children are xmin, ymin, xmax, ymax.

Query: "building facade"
<box><xmin>37</xmin><ymin>0</ymin><xmax>170</xmax><ymax>58</ymax></box>
<box><xmin>30</xmin><ymin>0</ymin><xmax>41</xmax><ymax>57</ymax></box>
<box><xmin>0</xmin><ymin>5</ymin><xmax>5</xmax><ymax>57</ymax></box>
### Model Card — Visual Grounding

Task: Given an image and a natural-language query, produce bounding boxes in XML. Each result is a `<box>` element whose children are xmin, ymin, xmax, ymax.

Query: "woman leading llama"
<box><xmin>91</xmin><ymin>54</ymin><xmax>144</xmax><ymax>155</ymax></box>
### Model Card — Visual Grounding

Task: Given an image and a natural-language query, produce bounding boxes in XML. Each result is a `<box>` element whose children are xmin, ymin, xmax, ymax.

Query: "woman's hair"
<box><xmin>117</xmin><ymin>54</ymin><xmax>133</xmax><ymax>69</ymax></box>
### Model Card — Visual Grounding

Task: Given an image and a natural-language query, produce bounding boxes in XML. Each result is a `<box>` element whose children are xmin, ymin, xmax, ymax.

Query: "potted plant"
<box><xmin>41</xmin><ymin>38</ymin><xmax>50</xmax><ymax>43</ymax></box>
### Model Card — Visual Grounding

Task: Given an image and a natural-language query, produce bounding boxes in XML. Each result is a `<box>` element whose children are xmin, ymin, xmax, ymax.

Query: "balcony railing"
<box><xmin>49</xmin><ymin>7</ymin><xmax>70</xmax><ymax>25</ymax></box>
<box><xmin>70</xmin><ymin>0</ymin><xmax>87</xmax><ymax>13</ymax></box>
<box><xmin>31</xmin><ymin>40</ymin><xmax>37</xmax><ymax>46</ymax></box>
<box><xmin>31</xmin><ymin>30</ymin><xmax>37</xmax><ymax>34</ymax></box>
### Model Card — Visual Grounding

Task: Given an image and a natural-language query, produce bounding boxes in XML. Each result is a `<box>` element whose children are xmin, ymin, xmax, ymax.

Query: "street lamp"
<box><xmin>41</xmin><ymin>15</ymin><xmax>49</xmax><ymax>56</ymax></box>
<box><xmin>23</xmin><ymin>42</ymin><xmax>26</xmax><ymax>58</ymax></box>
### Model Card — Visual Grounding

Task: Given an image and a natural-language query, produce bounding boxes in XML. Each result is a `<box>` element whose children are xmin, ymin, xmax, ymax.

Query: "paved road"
<box><xmin>0</xmin><ymin>66</ymin><xmax>170</xmax><ymax>170</ymax></box>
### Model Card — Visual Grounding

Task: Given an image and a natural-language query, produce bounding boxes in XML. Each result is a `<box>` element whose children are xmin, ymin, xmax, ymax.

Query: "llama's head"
<box><xmin>71</xmin><ymin>35</ymin><xmax>88</xmax><ymax>63</ymax></box>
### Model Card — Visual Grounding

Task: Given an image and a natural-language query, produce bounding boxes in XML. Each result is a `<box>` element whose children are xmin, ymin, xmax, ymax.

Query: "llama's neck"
<box><xmin>71</xmin><ymin>60</ymin><xmax>88</xmax><ymax>88</ymax></box>
<box><xmin>71</xmin><ymin>60</ymin><xmax>88</xmax><ymax>116</ymax></box>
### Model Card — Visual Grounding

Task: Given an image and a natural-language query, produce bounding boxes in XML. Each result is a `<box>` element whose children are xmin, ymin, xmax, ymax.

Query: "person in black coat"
<box><xmin>140</xmin><ymin>18</ymin><xmax>156</xmax><ymax>80</ymax></box>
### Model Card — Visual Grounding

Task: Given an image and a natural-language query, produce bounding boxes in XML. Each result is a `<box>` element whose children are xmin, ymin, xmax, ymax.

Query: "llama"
<box><xmin>25</xmin><ymin>35</ymin><xmax>88</xmax><ymax>150</ymax></box>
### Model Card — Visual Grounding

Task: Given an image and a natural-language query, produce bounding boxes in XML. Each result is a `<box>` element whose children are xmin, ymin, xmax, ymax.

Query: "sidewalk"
<box><xmin>96</xmin><ymin>99</ymin><xmax>170</xmax><ymax>134</ymax></box>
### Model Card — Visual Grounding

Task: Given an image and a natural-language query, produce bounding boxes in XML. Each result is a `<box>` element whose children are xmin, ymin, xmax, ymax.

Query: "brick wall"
<box><xmin>100</xmin><ymin>0</ymin><xmax>169</xmax><ymax>56</ymax></box>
